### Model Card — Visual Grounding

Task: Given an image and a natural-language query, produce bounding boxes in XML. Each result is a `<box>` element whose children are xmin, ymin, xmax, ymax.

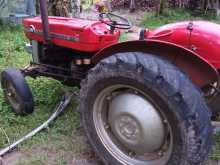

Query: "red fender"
<box><xmin>92</xmin><ymin>40</ymin><xmax>219</xmax><ymax>88</ymax></box>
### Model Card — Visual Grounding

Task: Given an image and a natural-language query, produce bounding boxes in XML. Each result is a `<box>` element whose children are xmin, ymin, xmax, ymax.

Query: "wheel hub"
<box><xmin>4</xmin><ymin>81</ymin><xmax>20</xmax><ymax>111</ymax></box>
<box><xmin>118</xmin><ymin>115</ymin><xmax>140</xmax><ymax>141</ymax></box>
<box><xmin>108</xmin><ymin>93</ymin><xmax>165</xmax><ymax>155</ymax></box>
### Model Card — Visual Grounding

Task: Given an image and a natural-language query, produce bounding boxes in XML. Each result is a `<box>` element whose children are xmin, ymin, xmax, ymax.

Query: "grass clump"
<box><xmin>141</xmin><ymin>8</ymin><xmax>220</xmax><ymax>29</ymax></box>
<box><xmin>0</xmin><ymin>26</ymin><xmax>82</xmax><ymax>164</ymax></box>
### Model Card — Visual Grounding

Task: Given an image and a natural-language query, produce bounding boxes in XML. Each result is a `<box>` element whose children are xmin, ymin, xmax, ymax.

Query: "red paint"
<box><xmin>23</xmin><ymin>16</ymin><xmax>120</xmax><ymax>52</ymax></box>
<box><xmin>92</xmin><ymin>40</ymin><xmax>219</xmax><ymax>87</ymax></box>
<box><xmin>145</xmin><ymin>21</ymin><xmax>220</xmax><ymax>70</ymax></box>
<box><xmin>23</xmin><ymin>16</ymin><xmax>220</xmax><ymax>86</ymax></box>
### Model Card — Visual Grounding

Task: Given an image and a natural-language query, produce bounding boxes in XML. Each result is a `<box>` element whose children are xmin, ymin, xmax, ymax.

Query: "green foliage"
<box><xmin>141</xmin><ymin>8</ymin><xmax>220</xmax><ymax>29</ymax></box>
<box><xmin>0</xmin><ymin>27</ymin><xmax>81</xmax><ymax>163</ymax></box>
<box><xmin>81</xmin><ymin>0</ymin><xmax>93</xmax><ymax>9</ymax></box>
<box><xmin>54</xmin><ymin>156</ymin><xmax>67</xmax><ymax>165</ymax></box>
<box><xmin>141</xmin><ymin>9</ymin><xmax>190</xmax><ymax>28</ymax></box>
<box><xmin>156</xmin><ymin>0</ymin><xmax>167</xmax><ymax>16</ymax></box>
<box><xmin>119</xmin><ymin>32</ymin><xmax>127</xmax><ymax>42</ymax></box>
<box><xmin>210</xmin><ymin>134</ymin><xmax>220</xmax><ymax>161</ymax></box>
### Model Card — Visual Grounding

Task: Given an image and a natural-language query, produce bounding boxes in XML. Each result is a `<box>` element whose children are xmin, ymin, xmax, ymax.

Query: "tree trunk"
<box><xmin>71</xmin><ymin>0</ymin><xmax>81</xmax><ymax>18</ymax></box>
<box><xmin>156</xmin><ymin>0</ymin><xmax>166</xmax><ymax>16</ymax></box>
<box><xmin>215</xmin><ymin>0</ymin><xmax>220</xmax><ymax>16</ymax></box>
<box><xmin>46</xmin><ymin>0</ymin><xmax>70</xmax><ymax>17</ymax></box>
<box><xmin>129</xmin><ymin>0</ymin><xmax>136</xmax><ymax>12</ymax></box>
<box><xmin>188</xmin><ymin>0</ymin><xmax>199</xmax><ymax>11</ymax></box>
<box><xmin>202</xmin><ymin>0</ymin><xmax>208</xmax><ymax>12</ymax></box>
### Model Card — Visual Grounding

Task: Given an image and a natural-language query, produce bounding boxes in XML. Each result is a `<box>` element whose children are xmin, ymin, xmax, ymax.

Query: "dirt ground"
<box><xmin>1</xmin><ymin>149</ymin><xmax>102</xmax><ymax>165</ymax></box>
<box><xmin>1</xmin><ymin>129</ymin><xmax>103</xmax><ymax>165</ymax></box>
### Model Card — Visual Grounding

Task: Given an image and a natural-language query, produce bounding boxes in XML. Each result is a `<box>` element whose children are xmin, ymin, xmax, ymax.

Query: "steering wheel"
<box><xmin>99</xmin><ymin>13</ymin><xmax>132</xmax><ymax>30</ymax></box>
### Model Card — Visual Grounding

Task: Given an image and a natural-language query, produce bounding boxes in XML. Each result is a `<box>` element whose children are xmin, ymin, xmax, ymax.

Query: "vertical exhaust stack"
<box><xmin>39</xmin><ymin>0</ymin><xmax>50</xmax><ymax>43</ymax></box>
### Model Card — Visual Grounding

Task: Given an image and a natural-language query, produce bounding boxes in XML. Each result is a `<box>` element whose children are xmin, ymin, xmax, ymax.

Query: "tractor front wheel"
<box><xmin>79</xmin><ymin>52</ymin><xmax>212</xmax><ymax>165</ymax></box>
<box><xmin>1</xmin><ymin>68</ymin><xmax>34</xmax><ymax>115</ymax></box>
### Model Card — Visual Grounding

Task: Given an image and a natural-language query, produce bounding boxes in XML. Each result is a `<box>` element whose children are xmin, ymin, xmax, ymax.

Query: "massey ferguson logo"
<box><xmin>25</xmin><ymin>25</ymin><xmax>80</xmax><ymax>42</ymax></box>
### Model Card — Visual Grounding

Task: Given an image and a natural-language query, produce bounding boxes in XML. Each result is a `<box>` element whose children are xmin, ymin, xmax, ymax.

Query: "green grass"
<box><xmin>16</xmin><ymin>154</ymin><xmax>48</xmax><ymax>165</ymax></box>
<box><xmin>119</xmin><ymin>32</ymin><xmax>127</xmax><ymax>42</ymax></box>
<box><xmin>140</xmin><ymin>9</ymin><xmax>220</xmax><ymax>29</ymax></box>
<box><xmin>81</xmin><ymin>0</ymin><xmax>93</xmax><ymax>9</ymax></box>
<box><xmin>210</xmin><ymin>134</ymin><xmax>220</xmax><ymax>160</ymax></box>
<box><xmin>0</xmin><ymin>26</ymin><xmax>83</xmax><ymax>164</ymax></box>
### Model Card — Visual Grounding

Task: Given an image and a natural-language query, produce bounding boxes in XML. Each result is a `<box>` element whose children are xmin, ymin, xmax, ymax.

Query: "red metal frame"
<box><xmin>23</xmin><ymin>16</ymin><xmax>120</xmax><ymax>52</ymax></box>
<box><xmin>145</xmin><ymin>21</ymin><xmax>220</xmax><ymax>70</ymax></box>
<box><xmin>92</xmin><ymin>20</ymin><xmax>220</xmax><ymax>87</ymax></box>
<box><xmin>23</xmin><ymin>2</ymin><xmax>220</xmax><ymax>89</ymax></box>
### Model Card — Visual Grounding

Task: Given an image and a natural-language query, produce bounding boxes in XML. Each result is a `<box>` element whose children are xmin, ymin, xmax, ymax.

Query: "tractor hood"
<box><xmin>147</xmin><ymin>21</ymin><xmax>220</xmax><ymax>41</ymax></box>
<box><xmin>145</xmin><ymin>21</ymin><xmax>220</xmax><ymax>69</ymax></box>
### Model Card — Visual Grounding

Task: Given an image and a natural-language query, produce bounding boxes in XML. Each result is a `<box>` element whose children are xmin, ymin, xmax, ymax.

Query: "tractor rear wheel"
<box><xmin>79</xmin><ymin>52</ymin><xmax>212</xmax><ymax>165</ymax></box>
<box><xmin>1</xmin><ymin>68</ymin><xmax>34</xmax><ymax>115</ymax></box>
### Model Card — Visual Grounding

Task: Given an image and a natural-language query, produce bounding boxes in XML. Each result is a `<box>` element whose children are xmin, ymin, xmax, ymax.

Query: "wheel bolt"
<box><xmin>106</xmin><ymin>96</ymin><xmax>112</xmax><ymax>101</ymax></box>
<box><xmin>158</xmin><ymin>151</ymin><xmax>163</xmax><ymax>156</ymax></box>
<box><xmin>163</xmin><ymin>120</ymin><xmax>168</xmax><ymax>124</ymax></box>
<box><xmin>105</xmin><ymin>124</ymin><xmax>110</xmax><ymax>129</ymax></box>
<box><xmin>129</xmin><ymin>151</ymin><xmax>134</xmax><ymax>157</ymax></box>
<box><xmin>134</xmin><ymin>90</ymin><xmax>138</xmax><ymax>94</ymax></box>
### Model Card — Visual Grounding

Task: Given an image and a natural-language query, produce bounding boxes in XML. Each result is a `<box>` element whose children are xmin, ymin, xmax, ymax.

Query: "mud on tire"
<box><xmin>79</xmin><ymin>52</ymin><xmax>213</xmax><ymax>165</ymax></box>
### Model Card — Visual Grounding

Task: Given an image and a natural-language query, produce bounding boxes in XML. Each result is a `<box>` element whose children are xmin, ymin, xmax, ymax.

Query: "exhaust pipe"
<box><xmin>39</xmin><ymin>0</ymin><xmax>50</xmax><ymax>42</ymax></box>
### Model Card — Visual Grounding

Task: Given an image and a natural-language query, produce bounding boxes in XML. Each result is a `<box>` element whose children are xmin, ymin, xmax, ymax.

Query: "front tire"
<box><xmin>1</xmin><ymin>68</ymin><xmax>34</xmax><ymax>115</ymax></box>
<box><xmin>79</xmin><ymin>52</ymin><xmax>212</xmax><ymax>165</ymax></box>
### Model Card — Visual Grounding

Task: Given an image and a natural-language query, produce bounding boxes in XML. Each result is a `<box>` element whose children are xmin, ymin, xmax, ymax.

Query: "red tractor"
<box><xmin>1</xmin><ymin>1</ymin><xmax>219</xmax><ymax>164</ymax></box>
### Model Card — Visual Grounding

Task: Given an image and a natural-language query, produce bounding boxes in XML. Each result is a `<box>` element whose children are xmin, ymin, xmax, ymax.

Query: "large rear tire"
<box><xmin>79</xmin><ymin>52</ymin><xmax>212</xmax><ymax>165</ymax></box>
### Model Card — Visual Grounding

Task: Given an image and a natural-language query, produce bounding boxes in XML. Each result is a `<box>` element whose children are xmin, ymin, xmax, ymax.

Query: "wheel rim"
<box><xmin>93</xmin><ymin>85</ymin><xmax>173</xmax><ymax>165</ymax></box>
<box><xmin>3</xmin><ymin>80</ymin><xmax>21</xmax><ymax>111</ymax></box>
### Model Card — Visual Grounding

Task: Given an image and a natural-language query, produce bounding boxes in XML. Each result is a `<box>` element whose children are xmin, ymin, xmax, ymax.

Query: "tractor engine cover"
<box><xmin>23</xmin><ymin>16</ymin><xmax>120</xmax><ymax>52</ymax></box>
<box><xmin>144</xmin><ymin>21</ymin><xmax>220</xmax><ymax>69</ymax></box>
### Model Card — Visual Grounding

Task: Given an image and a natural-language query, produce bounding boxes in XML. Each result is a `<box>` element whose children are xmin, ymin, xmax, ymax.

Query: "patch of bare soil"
<box><xmin>1</xmin><ymin>129</ymin><xmax>102</xmax><ymax>165</ymax></box>
<box><xmin>1</xmin><ymin>152</ymin><xmax>23</xmax><ymax>165</ymax></box>
<box><xmin>80</xmin><ymin>8</ymin><xmax>145</xmax><ymax>26</ymax></box>
<box><xmin>2</xmin><ymin>151</ymin><xmax>101</xmax><ymax>165</ymax></box>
